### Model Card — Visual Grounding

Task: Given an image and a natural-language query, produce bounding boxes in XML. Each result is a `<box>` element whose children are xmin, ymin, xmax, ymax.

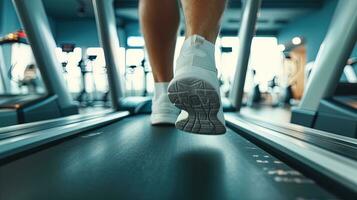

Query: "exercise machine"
<box><xmin>291</xmin><ymin>0</ymin><xmax>357</xmax><ymax>138</ymax></box>
<box><xmin>246</xmin><ymin>69</ymin><xmax>262</xmax><ymax>106</ymax></box>
<box><xmin>1</xmin><ymin>0</ymin><xmax>357</xmax><ymax>200</ymax></box>
<box><xmin>0</xmin><ymin>31</ymin><xmax>78</xmax><ymax>127</ymax></box>
<box><xmin>76</xmin><ymin>55</ymin><xmax>98</xmax><ymax>107</ymax></box>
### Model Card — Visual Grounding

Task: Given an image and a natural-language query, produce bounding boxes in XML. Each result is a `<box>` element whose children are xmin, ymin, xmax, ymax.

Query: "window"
<box><xmin>10</xmin><ymin>43</ymin><xmax>45</xmax><ymax>94</ymax></box>
<box><xmin>55</xmin><ymin>47</ymin><xmax>82</xmax><ymax>93</ymax></box>
<box><xmin>122</xmin><ymin>36</ymin><xmax>282</xmax><ymax>97</ymax></box>
<box><xmin>127</xmin><ymin>36</ymin><xmax>145</xmax><ymax>47</ymax></box>
<box><xmin>86</xmin><ymin>47</ymin><xmax>108</xmax><ymax>93</ymax></box>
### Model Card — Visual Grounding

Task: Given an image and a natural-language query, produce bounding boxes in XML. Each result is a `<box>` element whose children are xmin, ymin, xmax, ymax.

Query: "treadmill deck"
<box><xmin>0</xmin><ymin>115</ymin><xmax>336</xmax><ymax>200</ymax></box>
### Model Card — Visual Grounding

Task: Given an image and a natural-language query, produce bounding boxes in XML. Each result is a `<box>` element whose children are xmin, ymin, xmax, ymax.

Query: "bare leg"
<box><xmin>139</xmin><ymin>0</ymin><xmax>180</xmax><ymax>82</ymax></box>
<box><xmin>166</xmin><ymin>0</ymin><xmax>228</xmax><ymax>134</ymax></box>
<box><xmin>180</xmin><ymin>0</ymin><xmax>226</xmax><ymax>43</ymax></box>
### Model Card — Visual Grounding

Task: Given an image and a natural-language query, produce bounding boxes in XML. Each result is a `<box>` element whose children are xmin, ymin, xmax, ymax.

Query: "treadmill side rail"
<box><xmin>225</xmin><ymin>113</ymin><xmax>357</xmax><ymax>197</ymax></box>
<box><xmin>0</xmin><ymin>109</ymin><xmax>114</xmax><ymax>140</ymax></box>
<box><xmin>236</xmin><ymin>113</ymin><xmax>357</xmax><ymax>161</ymax></box>
<box><xmin>0</xmin><ymin>111</ymin><xmax>130</xmax><ymax>160</ymax></box>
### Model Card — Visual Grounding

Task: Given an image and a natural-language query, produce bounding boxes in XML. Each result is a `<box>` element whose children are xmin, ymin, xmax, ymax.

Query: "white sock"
<box><xmin>154</xmin><ymin>82</ymin><xmax>169</xmax><ymax>99</ymax></box>
<box><xmin>184</xmin><ymin>34</ymin><xmax>215</xmax><ymax>55</ymax></box>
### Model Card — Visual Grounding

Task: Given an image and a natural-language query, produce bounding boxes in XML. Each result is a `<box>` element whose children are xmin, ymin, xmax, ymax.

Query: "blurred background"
<box><xmin>0</xmin><ymin>0</ymin><xmax>355</xmax><ymax>111</ymax></box>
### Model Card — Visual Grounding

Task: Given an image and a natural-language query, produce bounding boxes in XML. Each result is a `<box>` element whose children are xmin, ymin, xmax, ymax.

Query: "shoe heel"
<box><xmin>168</xmin><ymin>78</ymin><xmax>226</xmax><ymax>135</ymax></box>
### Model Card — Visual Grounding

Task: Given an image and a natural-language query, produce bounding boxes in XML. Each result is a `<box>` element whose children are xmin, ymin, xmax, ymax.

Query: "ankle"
<box><xmin>182</xmin><ymin>35</ymin><xmax>215</xmax><ymax>53</ymax></box>
<box><xmin>185</xmin><ymin>32</ymin><xmax>217</xmax><ymax>44</ymax></box>
<box><xmin>153</xmin><ymin>82</ymin><xmax>169</xmax><ymax>99</ymax></box>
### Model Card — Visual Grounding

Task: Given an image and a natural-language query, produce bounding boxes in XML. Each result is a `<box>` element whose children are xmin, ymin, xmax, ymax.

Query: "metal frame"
<box><xmin>298</xmin><ymin>0</ymin><xmax>357</xmax><ymax>112</ymax></box>
<box><xmin>12</xmin><ymin>0</ymin><xmax>75</xmax><ymax>110</ymax></box>
<box><xmin>238</xmin><ymin>114</ymin><xmax>357</xmax><ymax>160</ymax></box>
<box><xmin>92</xmin><ymin>0</ymin><xmax>124</xmax><ymax>110</ymax></box>
<box><xmin>229</xmin><ymin>0</ymin><xmax>262</xmax><ymax>110</ymax></box>
<box><xmin>0</xmin><ymin>109</ymin><xmax>113</xmax><ymax>140</ymax></box>
<box><xmin>0</xmin><ymin>0</ymin><xmax>12</xmax><ymax>93</ymax></box>
<box><xmin>0</xmin><ymin>46</ymin><xmax>7</xmax><ymax>93</ymax></box>
<box><xmin>0</xmin><ymin>111</ymin><xmax>130</xmax><ymax>160</ymax></box>
<box><xmin>225</xmin><ymin>113</ymin><xmax>357</xmax><ymax>197</ymax></box>
<box><xmin>0</xmin><ymin>0</ymin><xmax>6</xmax><ymax>92</ymax></box>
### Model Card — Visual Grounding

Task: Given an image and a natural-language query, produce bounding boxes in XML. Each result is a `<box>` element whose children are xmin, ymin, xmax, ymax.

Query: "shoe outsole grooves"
<box><xmin>168</xmin><ymin>78</ymin><xmax>226</xmax><ymax>135</ymax></box>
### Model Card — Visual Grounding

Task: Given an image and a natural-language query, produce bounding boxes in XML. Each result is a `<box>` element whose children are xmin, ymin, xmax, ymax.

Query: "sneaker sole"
<box><xmin>168</xmin><ymin>77</ymin><xmax>226</xmax><ymax>135</ymax></box>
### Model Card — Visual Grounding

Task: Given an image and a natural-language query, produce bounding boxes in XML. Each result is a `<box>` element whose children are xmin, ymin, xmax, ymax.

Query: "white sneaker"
<box><xmin>168</xmin><ymin>35</ymin><xmax>226</xmax><ymax>134</ymax></box>
<box><xmin>151</xmin><ymin>92</ymin><xmax>180</xmax><ymax>125</ymax></box>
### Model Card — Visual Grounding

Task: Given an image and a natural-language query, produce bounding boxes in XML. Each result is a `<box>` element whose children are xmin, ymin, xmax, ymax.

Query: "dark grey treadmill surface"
<box><xmin>0</xmin><ymin>115</ymin><xmax>336</xmax><ymax>200</ymax></box>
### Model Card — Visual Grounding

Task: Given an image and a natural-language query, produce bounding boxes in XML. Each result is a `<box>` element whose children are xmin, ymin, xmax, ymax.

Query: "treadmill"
<box><xmin>1</xmin><ymin>0</ymin><xmax>357</xmax><ymax>199</ymax></box>
<box><xmin>290</xmin><ymin>0</ymin><xmax>357</xmax><ymax>138</ymax></box>
<box><xmin>0</xmin><ymin>30</ymin><xmax>78</xmax><ymax>127</ymax></box>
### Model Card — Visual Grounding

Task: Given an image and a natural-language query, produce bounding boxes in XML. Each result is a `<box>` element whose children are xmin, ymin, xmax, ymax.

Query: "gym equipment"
<box><xmin>2</xmin><ymin>112</ymin><xmax>357</xmax><ymax>199</ymax></box>
<box><xmin>72</xmin><ymin>53</ymin><xmax>111</xmax><ymax>108</ymax></box>
<box><xmin>76</xmin><ymin>55</ymin><xmax>97</xmax><ymax>107</ymax></box>
<box><xmin>280</xmin><ymin>85</ymin><xmax>293</xmax><ymax>105</ymax></box>
<box><xmin>125</xmin><ymin>58</ymin><xmax>149</xmax><ymax>97</ymax></box>
<box><xmin>125</xmin><ymin>64</ymin><xmax>140</xmax><ymax>96</ymax></box>
<box><xmin>343</xmin><ymin>58</ymin><xmax>357</xmax><ymax>83</ymax></box>
<box><xmin>140</xmin><ymin>58</ymin><xmax>150</xmax><ymax>96</ymax></box>
<box><xmin>1</xmin><ymin>1</ymin><xmax>357</xmax><ymax>200</ymax></box>
<box><xmin>247</xmin><ymin>69</ymin><xmax>262</xmax><ymax>106</ymax></box>
<box><xmin>266</xmin><ymin>66</ymin><xmax>294</xmax><ymax>107</ymax></box>
<box><xmin>0</xmin><ymin>38</ymin><xmax>78</xmax><ymax>127</ymax></box>
<box><xmin>1</xmin><ymin>31</ymin><xmax>38</xmax><ymax>94</ymax></box>
<box><xmin>229</xmin><ymin>0</ymin><xmax>261</xmax><ymax>110</ymax></box>
<box><xmin>267</xmin><ymin>76</ymin><xmax>280</xmax><ymax>107</ymax></box>
<box><xmin>7</xmin><ymin>62</ymin><xmax>41</xmax><ymax>94</ymax></box>
<box><xmin>0</xmin><ymin>109</ymin><xmax>113</xmax><ymax>140</ymax></box>
<box><xmin>18</xmin><ymin>64</ymin><xmax>40</xmax><ymax>94</ymax></box>
<box><xmin>291</xmin><ymin>0</ymin><xmax>357</xmax><ymax>138</ymax></box>
<box><xmin>305</xmin><ymin>58</ymin><xmax>357</xmax><ymax>86</ymax></box>
<box><xmin>60</xmin><ymin>43</ymin><xmax>76</xmax><ymax>79</ymax></box>
<box><xmin>0</xmin><ymin>30</ymin><xmax>27</xmax><ymax>45</ymax></box>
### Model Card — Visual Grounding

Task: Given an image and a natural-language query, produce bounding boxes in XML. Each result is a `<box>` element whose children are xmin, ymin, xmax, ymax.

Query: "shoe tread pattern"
<box><xmin>168</xmin><ymin>78</ymin><xmax>226</xmax><ymax>135</ymax></box>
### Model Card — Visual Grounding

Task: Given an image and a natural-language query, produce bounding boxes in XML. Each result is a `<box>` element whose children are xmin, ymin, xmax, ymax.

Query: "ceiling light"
<box><xmin>292</xmin><ymin>37</ymin><xmax>302</xmax><ymax>45</ymax></box>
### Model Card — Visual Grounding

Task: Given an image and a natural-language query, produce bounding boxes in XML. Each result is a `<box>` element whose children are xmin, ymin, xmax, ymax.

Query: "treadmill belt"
<box><xmin>0</xmin><ymin>115</ymin><xmax>336</xmax><ymax>200</ymax></box>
